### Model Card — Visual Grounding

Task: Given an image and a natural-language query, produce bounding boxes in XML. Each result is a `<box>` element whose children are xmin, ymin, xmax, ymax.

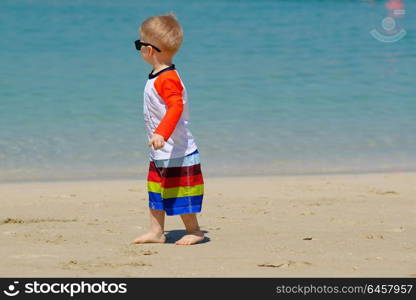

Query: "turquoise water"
<box><xmin>1</xmin><ymin>0</ymin><xmax>415</xmax><ymax>181</ymax></box>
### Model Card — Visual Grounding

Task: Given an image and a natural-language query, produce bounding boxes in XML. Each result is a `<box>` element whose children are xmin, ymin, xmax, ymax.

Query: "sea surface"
<box><xmin>1</xmin><ymin>0</ymin><xmax>415</xmax><ymax>181</ymax></box>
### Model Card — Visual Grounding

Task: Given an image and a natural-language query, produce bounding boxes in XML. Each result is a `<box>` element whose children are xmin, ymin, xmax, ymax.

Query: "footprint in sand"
<box><xmin>305</xmin><ymin>198</ymin><xmax>334</xmax><ymax>207</ymax></box>
<box><xmin>376</xmin><ymin>190</ymin><xmax>399</xmax><ymax>195</ymax></box>
<box><xmin>60</xmin><ymin>260</ymin><xmax>81</xmax><ymax>270</ymax></box>
<box><xmin>1</xmin><ymin>218</ymin><xmax>77</xmax><ymax>225</ymax></box>
<box><xmin>258</xmin><ymin>260</ymin><xmax>313</xmax><ymax>268</ymax></box>
<box><xmin>45</xmin><ymin>234</ymin><xmax>66</xmax><ymax>244</ymax></box>
<box><xmin>364</xmin><ymin>234</ymin><xmax>384</xmax><ymax>240</ymax></box>
<box><xmin>368</xmin><ymin>188</ymin><xmax>399</xmax><ymax>195</ymax></box>
<box><xmin>125</xmin><ymin>249</ymin><xmax>158</xmax><ymax>256</ymax></box>
<box><xmin>258</xmin><ymin>263</ymin><xmax>284</xmax><ymax>268</ymax></box>
<box><xmin>141</xmin><ymin>250</ymin><xmax>158</xmax><ymax>256</ymax></box>
<box><xmin>365</xmin><ymin>256</ymin><xmax>383</xmax><ymax>261</ymax></box>
<box><xmin>300</xmin><ymin>211</ymin><xmax>315</xmax><ymax>216</ymax></box>
<box><xmin>53</xmin><ymin>194</ymin><xmax>77</xmax><ymax>199</ymax></box>
<box><xmin>61</xmin><ymin>260</ymin><xmax>151</xmax><ymax>270</ymax></box>
<box><xmin>93</xmin><ymin>262</ymin><xmax>151</xmax><ymax>268</ymax></box>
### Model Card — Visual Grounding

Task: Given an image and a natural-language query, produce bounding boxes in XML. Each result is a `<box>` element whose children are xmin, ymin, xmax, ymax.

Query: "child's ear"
<box><xmin>140</xmin><ymin>46</ymin><xmax>148</xmax><ymax>56</ymax></box>
<box><xmin>145</xmin><ymin>45</ymin><xmax>153</xmax><ymax>56</ymax></box>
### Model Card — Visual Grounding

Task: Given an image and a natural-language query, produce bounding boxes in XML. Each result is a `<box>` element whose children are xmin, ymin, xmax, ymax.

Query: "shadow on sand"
<box><xmin>164</xmin><ymin>229</ymin><xmax>210</xmax><ymax>244</ymax></box>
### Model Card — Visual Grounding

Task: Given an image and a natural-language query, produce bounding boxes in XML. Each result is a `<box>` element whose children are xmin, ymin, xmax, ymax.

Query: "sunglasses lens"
<box><xmin>135</xmin><ymin>40</ymin><xmax>141</xmax><ymax>51</ymax></box>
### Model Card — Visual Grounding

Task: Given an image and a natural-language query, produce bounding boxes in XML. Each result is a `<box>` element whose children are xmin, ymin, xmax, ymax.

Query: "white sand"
<box><xmin>1</xmin><ymin>172</ymin><xmax>415</xmax><ymax>277</ymax></box>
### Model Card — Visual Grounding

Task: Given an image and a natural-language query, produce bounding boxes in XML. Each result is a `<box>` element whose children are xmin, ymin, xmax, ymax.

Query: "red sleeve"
<box><xmin>153</xmin><ymin>71</ymin><xmax>184</xmax><ymax>141</ymax></box>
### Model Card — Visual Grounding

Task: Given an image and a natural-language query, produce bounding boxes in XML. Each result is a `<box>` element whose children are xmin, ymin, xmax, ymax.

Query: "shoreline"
<box><xmin>1</xmin><ymin>168</ymin><xmax>416</xmax><ymax>184</ymax></box>
<box><xmin>1</xmin><ymin>172</ymin><xmax>415</xmax><ymax>277</ymax></box>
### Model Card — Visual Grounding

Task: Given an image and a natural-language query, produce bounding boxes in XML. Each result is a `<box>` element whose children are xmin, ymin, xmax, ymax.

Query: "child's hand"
<box><xmin>148</xmin><ymin>133</ymin><xmax>165</xmax><ymax>150</ymax></box>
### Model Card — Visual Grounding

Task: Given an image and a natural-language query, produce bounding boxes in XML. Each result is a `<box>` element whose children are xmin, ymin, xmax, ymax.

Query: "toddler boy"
<box><xmin>132</xmin><ymin>13</ymin><xmax>205</xmax><ymax>245</ymax></box>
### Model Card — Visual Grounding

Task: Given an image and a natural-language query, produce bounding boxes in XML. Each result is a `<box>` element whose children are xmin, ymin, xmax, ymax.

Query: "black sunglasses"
<box><xmin>134</xmin><ymin>40</ymin><xmax>161</xmax><ymax>52</ymax></box>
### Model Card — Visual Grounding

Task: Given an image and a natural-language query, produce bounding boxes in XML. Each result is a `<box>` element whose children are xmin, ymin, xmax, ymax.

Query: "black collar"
<box><xmin>148</xmin><ymin>64</ymin><xmax>176</xmax><ymax>79</ymax></box>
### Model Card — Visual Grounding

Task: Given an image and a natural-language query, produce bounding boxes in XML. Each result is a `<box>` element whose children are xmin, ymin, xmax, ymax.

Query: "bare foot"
<box><xmin>175</xmin><ymin>230</ymin><xmax>205</xmax><ymax>245</ymax></box>
<box><xmin>132</xmin><ymin>232</ymin><xmax>166</xmax><ymax>244</ymax></box>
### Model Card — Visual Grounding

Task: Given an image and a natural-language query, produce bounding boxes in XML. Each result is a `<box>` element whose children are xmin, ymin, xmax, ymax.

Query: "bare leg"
<box><xmin>175</xmin><ymin>213</ymin><xmax>205</xmax><ymax>245</ymax></box>
<box><xmin>132</xmin><ymin>208</ymin><xmax>166</xmax><ymax>244</ymax></box>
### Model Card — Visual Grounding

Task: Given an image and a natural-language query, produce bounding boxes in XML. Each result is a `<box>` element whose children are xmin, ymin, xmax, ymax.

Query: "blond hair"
<box><xmin>140</xmin><ymin>13</ymin><xmax>183</xmax><ymax>55</ymax></box>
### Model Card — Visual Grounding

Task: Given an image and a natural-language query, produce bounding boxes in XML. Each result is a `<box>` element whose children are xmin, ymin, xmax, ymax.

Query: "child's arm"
<box><xmin>148</xmin><ymin>74</ymin><xmax>184</xmax><ymax>150</ymax></box>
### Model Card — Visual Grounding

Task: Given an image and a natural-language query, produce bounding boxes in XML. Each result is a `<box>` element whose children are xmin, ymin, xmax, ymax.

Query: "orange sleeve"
<box><xmin>153</xmin><ymin>71</ymin><xmax>184</xmax><ymax>141</ymax></box>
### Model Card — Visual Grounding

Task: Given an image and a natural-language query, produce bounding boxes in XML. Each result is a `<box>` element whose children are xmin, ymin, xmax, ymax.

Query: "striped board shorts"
<box><xmin>147</xmin><ymin>149</ymin><xmax>204</xmax><ymax>216</ymax></box>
